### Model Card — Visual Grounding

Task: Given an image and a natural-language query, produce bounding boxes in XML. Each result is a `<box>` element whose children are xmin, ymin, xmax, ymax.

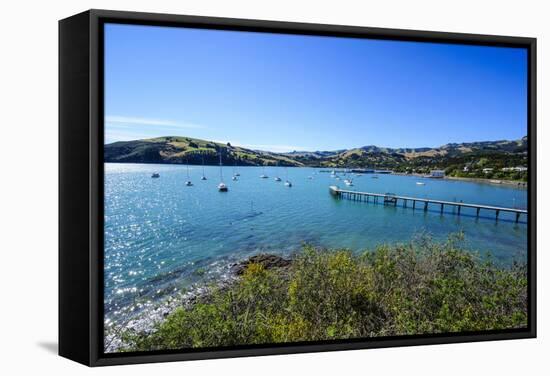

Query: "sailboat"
<box><xmin>284</xmin><ymin>167</ymin><xmax>292</xmax><ymax>187</ymax></box>
<box><xmin>231</xmin><ymin>162</ymin><xmax>239</xmax><ymax>181</ymax></box>
<box><xmin>274</xmin><ymin>161</ymin><xmax>282</xmax><ymax>181</ymax></box>
<box><xmin>184</xmin><ymin>157</ymin><xmax>193</xmax><ymax>186</ymax></box>
<box><xmin>200</xmin><ymin>154</ymin><xmax>207</xmax><ymax>180</ymax></box>
<box><xmin>218</xmin><ymin>151</ymin><xmax>228</xmax><ymax>192</ymax></box>
<box><xmin>260</xmin><ymin>165</ymin><xmax>268</xmax><ymax>178</ymax></box>
<box><xmin>344</xmin><ymin>178</ymin><xmax>353</xmax><ymax>186</ymax></box>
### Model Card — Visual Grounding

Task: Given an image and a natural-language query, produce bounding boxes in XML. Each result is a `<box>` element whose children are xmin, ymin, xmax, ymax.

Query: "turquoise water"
<box><xmin>104</xmin><ymin>163</ymin><xmax>527</xmax><ymax>319</ymax></box>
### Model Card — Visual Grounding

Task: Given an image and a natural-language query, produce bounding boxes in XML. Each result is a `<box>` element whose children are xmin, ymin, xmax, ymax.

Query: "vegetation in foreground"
<box><xmin>120</xmin><ymin>234</ymin><xmax>527</xmax><ymax>352</ymax></box>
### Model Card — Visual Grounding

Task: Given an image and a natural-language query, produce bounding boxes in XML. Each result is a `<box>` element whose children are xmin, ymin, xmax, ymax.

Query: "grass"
<box><xmin>120</xmin><ymin>234</ymin><xmax>527</xmax><ymax>352</ymax></box>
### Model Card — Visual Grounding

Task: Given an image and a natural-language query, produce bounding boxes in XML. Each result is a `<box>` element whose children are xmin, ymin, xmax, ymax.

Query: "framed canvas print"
<box><xmin>59</xmin><ymin>9</ymin><xmax>536</xmax><ymax>366</ymax></box>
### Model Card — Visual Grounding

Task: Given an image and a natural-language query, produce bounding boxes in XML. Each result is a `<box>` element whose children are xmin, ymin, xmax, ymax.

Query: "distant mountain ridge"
<box><xmin>104</xmin><ymin>135</ymin><xmax>527</xmax><ymax>170</ymax></box>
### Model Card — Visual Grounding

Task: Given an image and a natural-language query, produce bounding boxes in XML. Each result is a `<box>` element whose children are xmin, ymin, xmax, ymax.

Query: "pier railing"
<box><xmin>329</xmin><ymin>186</ymin><xmax>527</xmax><ymax>222</ymax></box>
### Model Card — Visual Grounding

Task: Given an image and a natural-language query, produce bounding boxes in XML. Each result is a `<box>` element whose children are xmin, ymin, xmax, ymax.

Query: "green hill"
<box><xmin>104</xmin><ymin>135</ymin><xmax>528</xmax><ymax>180</ymax></box>
<box><xmin>104</xmin><ymin>136</ymin><xmax>303</xmax><ymax>166</ymax></box>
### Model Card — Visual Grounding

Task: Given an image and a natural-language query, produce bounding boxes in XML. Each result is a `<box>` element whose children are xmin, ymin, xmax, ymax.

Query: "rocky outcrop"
<box><xmin>231</xmin><ymin>254</ymin><xmax>291</xmax><ymax>275</ymax></box>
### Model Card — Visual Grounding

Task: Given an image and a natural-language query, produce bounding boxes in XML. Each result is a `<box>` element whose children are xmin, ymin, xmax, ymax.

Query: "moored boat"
<box><xmin>185</xmin><ymin>158</ymin><xmax>193</xmax><ymax>186</ymax></box>
<box><xmin>218</xmin><ymin>150</ymin><xmax>228</xmax><ymax>192</ymax></box>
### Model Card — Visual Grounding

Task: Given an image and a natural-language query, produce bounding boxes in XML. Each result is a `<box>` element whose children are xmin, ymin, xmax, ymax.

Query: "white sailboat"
<box><xmin>344</xmin><ymin>178</ymin><xmax>353</xmax><ymax>186</ymax></box>
<box><xmin>231</xmin><ymin>162</ymin><xmax>239</xmax><ymax>181</ymax></box>
<box><xmin>200</xmin><ymin>154</ymin><xmax>207</xmax><ymax>180</ymax></box>
<box><xmin>284</xmin><ymin>167</ymin><xmax>292</xmax><ymax>187</ymax></box>
<box><xmin>274</xmin><ymin>161</ymin><xmax>282</xmax><ymax>181</ymax></box>
<box><xmin>260</xmin><ymin>165</ymin><xmax>268</xmax><ymax>178</ymax></box>
<box><xmin>218</xmin><ymin>151</ymin><xmax>228</xmax><ymax>192</ymax></box>
<box><xmin>185</xmin><ymin>158</ymin><xmax>193</xmax><ymax>186</ymax></box>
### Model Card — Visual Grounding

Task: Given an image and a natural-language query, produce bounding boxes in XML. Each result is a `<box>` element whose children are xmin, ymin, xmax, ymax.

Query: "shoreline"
<box><xmin>444</xmin><ymin>175</ymin><xmax>527</xmax><ymax>188</ymax></box>
<box><xmin>392</xmin><ymin>172</ymin><xmax>527</xmax><ymax>189</ymax></box>
<box><xmin>104</xmin><ymin>254</ymin><xmax>291</xmax><ymax>353</ymax></box>
<box><xmin>105</xmin><ymin>162</ymin><xmax>527</xmax><ymax>189</ymax></box>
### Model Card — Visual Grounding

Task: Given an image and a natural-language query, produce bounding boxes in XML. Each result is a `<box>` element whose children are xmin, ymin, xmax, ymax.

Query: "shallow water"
<box><xmin>104</xmin><ymin>163</ymin><xmax>527</xmax><ymax>321</ymax></box>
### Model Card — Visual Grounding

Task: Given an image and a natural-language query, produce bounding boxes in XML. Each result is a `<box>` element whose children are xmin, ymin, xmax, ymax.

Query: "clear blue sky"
<box><xmin>104</xmin><ymin>23</ymin><xmax>527</xmax><ymax>151</ymax></box>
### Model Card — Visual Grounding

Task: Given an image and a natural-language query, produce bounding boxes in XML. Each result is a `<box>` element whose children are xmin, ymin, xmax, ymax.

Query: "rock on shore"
<box><xmin>230</xmin><ymin>254</ymin><xmax>292</xmax><ymax>275</ymax></box>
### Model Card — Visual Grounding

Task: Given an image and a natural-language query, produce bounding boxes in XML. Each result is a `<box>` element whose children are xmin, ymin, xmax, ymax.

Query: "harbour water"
<box><xmin>104</xmin><ymin>163</ymin><xmax>528</xmax><ymax>324</ymax></box>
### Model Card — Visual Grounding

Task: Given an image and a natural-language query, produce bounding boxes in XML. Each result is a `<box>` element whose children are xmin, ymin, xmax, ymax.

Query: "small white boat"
<box><xmin>260</xmin><ymin>166</ymin><xmax>268</xmax><ymax>178</ymax></box>
<box><xmin>490</xmin><ymin>180</ymin><xmax>502</xmax><ymax>184</ymax></box>
<box><xmin>416</xmin><ymin>182</ymin><xmax>426</xmax><ymax>186</ymax></box>
<box><xmin>218</xmin><ymin>151</ymin><xmax>228</xmax><ymax>192</ymax></box>
<box><xmin>151</xmin><ymin>173</ymin><xmax>160</xmax><ymax>178</ymax></box>
<box><xmin>232</xmin><ymin>175</ymin><xmax>238</xmax><ymax>181</ymax></box>
<box><xmin>344</xmin><ymin>179</ymin><xmax>353</xmax><ymax>186</ymax></box>
<box><xmin>200</xmin><ymin>155</ymin><xmax>207</xmax><ymax>181</ymax></box>
<box><xmin>284</xmin><ymin>167</ymin><xmax>292</xmax><ymax>187</ymax></box>
<box><xmin>274</xmin><ymin>176</ymin><xmax>282</xmax><ymax>182</ymax></box>
<box><xmin>185</xmin><ymin>159</ymin><xmax>192</xmax><ymax>186</ymax></box>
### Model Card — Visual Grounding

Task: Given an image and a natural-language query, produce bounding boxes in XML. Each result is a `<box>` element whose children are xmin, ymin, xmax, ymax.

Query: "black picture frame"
<box><xmin>59</xmin><ymin>9</ymin><xmax>537</xmax><ymax>367</ymax></box>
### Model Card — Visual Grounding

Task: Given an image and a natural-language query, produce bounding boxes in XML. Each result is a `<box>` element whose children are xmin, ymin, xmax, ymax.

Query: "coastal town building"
<box><xmin>502</xmin><ymin>166</ymin><xmax>528</xmax><ymax>172</ymax></box>
<box><xmin>430</xmin><ymin>169</ymin><xmax>445</xmax><ymax>178</ymax></box>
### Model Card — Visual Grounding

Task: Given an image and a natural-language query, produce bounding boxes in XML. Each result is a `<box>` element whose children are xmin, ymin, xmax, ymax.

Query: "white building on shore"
<box><xmin>430</xmin><ymin>169</ymin><xmax>445</xmax><ymax>178</ymax></box>
<box><xmin>502</xmin><ymin>166</ymin><xmax>528</xmax><ymax>172</ymax></box>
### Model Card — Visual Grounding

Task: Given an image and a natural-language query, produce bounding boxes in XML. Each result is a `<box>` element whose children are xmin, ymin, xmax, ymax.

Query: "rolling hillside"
<box><xmin>104</xmin><ymin>136</ymin><xmax>304</xmax><ymax>166</ymax></box>
<box><xmin>104</xmin><ymin>136</ymin><xmax>528</xmax><ymax>178</ymax></box>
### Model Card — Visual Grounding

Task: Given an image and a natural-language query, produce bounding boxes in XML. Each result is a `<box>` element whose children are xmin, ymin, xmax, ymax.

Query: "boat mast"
<box><xmin>219</xmin><ymin>150</ymin><xmax>224</xmax><ymax>182</ymax></box>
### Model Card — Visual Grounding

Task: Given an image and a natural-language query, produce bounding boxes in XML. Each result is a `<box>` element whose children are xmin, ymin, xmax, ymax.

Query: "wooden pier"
<box><xmin>329</xmin><ymin>186</ymin><xmax>527</xmax><ymax>223</ymax></box>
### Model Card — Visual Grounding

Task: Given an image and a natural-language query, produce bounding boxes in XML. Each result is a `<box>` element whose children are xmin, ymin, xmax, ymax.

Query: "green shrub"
<box><xmin>122</xmin><ymin>234</ymin><xmax>527</xmax><ymax>351</ymax></box>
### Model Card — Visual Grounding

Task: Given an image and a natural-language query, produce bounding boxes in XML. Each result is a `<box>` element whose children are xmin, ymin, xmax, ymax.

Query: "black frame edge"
<box><xmin>527</xmin><ymin>38</ymin><xmax>537</xmax><ymax>339</ymax></box>
<box><xmin>59</xmin><ymin>10</ymin><xmax>93</xmax><ymax>366</ymax></box>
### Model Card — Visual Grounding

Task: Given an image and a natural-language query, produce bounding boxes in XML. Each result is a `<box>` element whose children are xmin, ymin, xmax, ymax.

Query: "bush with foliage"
<box><xmin>121</xmin><ymin>234</ymin><xmax>527</xmax><ymax>351</ymax></box>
